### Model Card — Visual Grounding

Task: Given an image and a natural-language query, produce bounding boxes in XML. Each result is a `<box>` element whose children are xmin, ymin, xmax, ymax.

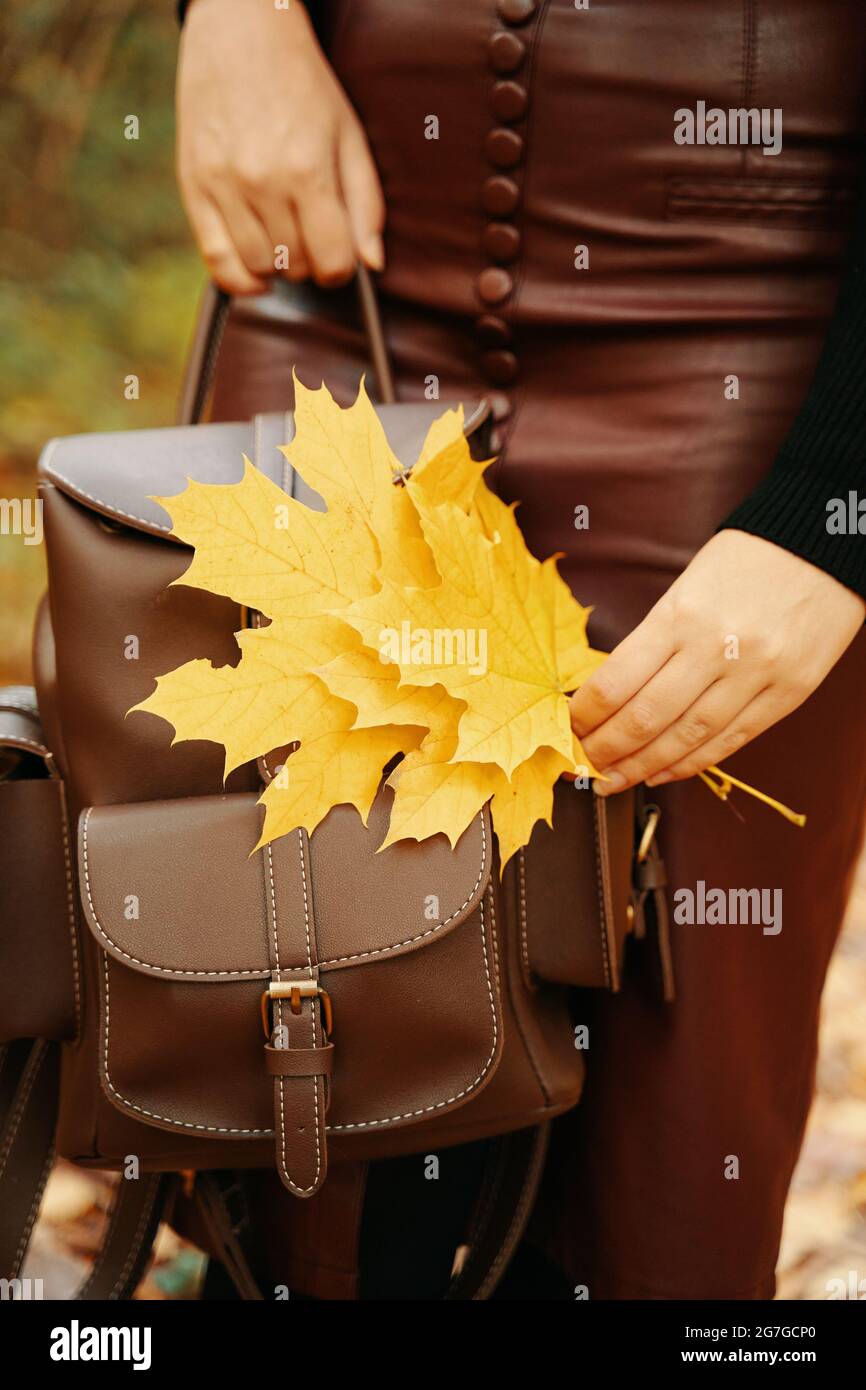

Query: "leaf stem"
<box><xmin>699</xmin><ymin>765</ymin><xmax>807</xmax><ymax>827</ymax></box>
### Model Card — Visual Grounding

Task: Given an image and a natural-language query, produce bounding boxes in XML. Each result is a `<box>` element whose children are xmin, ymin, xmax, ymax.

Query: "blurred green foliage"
<box><xmin>0</xmin><ymin>0</ymin><xmax>201</xmax><ymax>456</ymax></box>
<box><xmin>0</xmin><ymin>0</ymin><xmax>202</xmax><ymax>679</ymax></box>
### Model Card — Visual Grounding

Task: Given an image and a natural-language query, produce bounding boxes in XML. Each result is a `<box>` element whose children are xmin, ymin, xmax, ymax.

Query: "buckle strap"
<box><xmin>268</xmin><ymin>985</ymin><xmax>330</xmax><ymax>1198</ymax></box>
<box><xmin>261</xmin><ymin>832</ymin><xmax>329</xmax><ymax>1199</ymax></box>
<box><xmin>265</xmin><ymin>1042</ymin><xmax>334</xmax><ymax>1077</ymax></box>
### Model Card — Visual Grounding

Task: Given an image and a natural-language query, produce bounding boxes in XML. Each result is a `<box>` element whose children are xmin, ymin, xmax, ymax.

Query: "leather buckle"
<box><xmin>260</xmin><ymin>981</ymin><xmax>333</xmax><ymax>1041</ymax></box>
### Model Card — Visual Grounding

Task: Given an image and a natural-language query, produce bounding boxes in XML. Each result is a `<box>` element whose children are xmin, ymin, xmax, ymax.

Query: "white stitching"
<box><xmin>81</xmin><ymin>809</ymin><xmax>266</xmax><ymax>978</ymax></box>
<box><xmin>267</xmin><ymin>836</ymin><xmax>291</xmax><ymax>1170</ymax></box>
<box><xmin>101</xmin><ymin>956</ymin><xmax>271</xmax><ymax>1134</ymax></box>
<box><xmin>266</xmin><ymin>840</ymin><xmax>280</xmax><ymax>975</ymax></box>
<box><xmin>105</xmin><ymin>1174</ymin><xmax>163</xmax><ymax>1301</ymax></box>
<box><xmin>487</xmin><ymin>880</ymin><xmax>502</xmax><ymax>995</ymax></box>
<box><xmin>94</xmin><ymin>802</ymin><xmax>492</xmax><ymax>1140</ymax></box>
<box><xmin>326</xmin><ymin>895</ymin><xmax>500</xmax><ymax>1134</ymax></box>
<box><xmin>517</xmin><ymin>847</ymin><xmax>532</xmax><ymax>982</ymax></box>
<box><xmin>297</xmin><ymin>830</ymin><xmax>314</xmax><ymax>983</ymax></box>
<box><xmin>275</xmin><ymin>830</ymin><xmax>322</xmax><ymax>1196</ymax></box>
<box><xmin>58</xmin><ymin>781</ymin><xmax>81</xmax><ymax>1034</ymax></box>
<box><xmin>80</xmin><ymin>806</ymin><xmax>488</xmax><ymax>977</ymax></box>
<box><xmin>317</xmin><ymin>813</ymin><xmax>488</xmax><ymax>966</ymax></box>
<box><xmin>99</xmin><ymin>896</ymin><xmax>499</xmax><ymax>1139</ymax></box>
<box><xmin>46</xmin><ymin>466</ymin><xmax>173</xmax><ymax>533</ymax></box>
<box><xmin>12</xmin><ymin>1141</ymin><xmax>55</xmax><ymax>1278</ymax></box>
<box><xmin>0</xmin><ymin>1040</ymin><xmax>50</xmax><ymax>1178</ymax></box>
<box><xmin>78</xmin><ymin>1172</ymin><xmax>162</xmax><ymax>1300</ymax></box>
<box><xmin>44</xmin><ymin>404</ymin><xmax>480</xmax><ymax>540</ymax></box>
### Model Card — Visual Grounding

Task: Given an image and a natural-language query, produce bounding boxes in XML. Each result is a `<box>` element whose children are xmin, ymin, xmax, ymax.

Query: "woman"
<box><xmin>175</xmin><ymin>0</ymin><xmax>866</xmax><ymax>1299</ymax></box>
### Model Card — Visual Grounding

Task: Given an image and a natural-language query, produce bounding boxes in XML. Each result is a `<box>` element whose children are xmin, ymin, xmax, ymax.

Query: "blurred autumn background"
<box><xmin>0</xmin><ymin>0</ymin><xmax>199</xmax><ymax>688</ymax></box>
<box><xmin>2</xmin><ymin>0</ymin><xmax>865</xmax><ymax>1301</ymax></box>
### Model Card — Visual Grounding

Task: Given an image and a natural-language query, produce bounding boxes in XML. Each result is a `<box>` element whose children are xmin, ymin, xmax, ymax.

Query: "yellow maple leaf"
<box><xmin>461</xmin><ymin>477</ymin><xmax>607</xmax><ymax>690</ymax></box>
<box><xmin>131</xmin><ymin>619</ymin><xmax>355</xmax><ymax>777</ymax></box>
<box><xmin>489</xmin><ymin>747</ymin><xmax>576</xmax><ymax>872</ymax></box>
<box><xmin>410</xmin><ymin>405</ymin><xmax>490</xmax><ymax>512</ymax></box>
<box><xmin>155</xmin><ymin>457</ymin><xmax>376</xmax><ymax>617</ymax></box>
<box><xmin>382</xmin><ymin>707</ymin><xmax>589</xmax><ymax>872</ymax></box>
<box><xmin>542</xmin><ymin>558</ymin><xmax>608</xmax><ymax>692</ymax></box>
<box><xmin>316</xmin><ymin>635</ymin><xmax>462</xmax><ymax>734</ymax></box>
<box><xmin>134</xmin><ymin>382</ymin><xmax>610</xmax><ymax>863</ymax></box>
<box><xmin>343</xmin><ymin>498</ymin><xmax>573</xmax><ymax>778</ymax></box>
<box><xmin>256</xmin><ymin>724</ymin><xmax>423</xmax><ymax>849</ymax></box>
<box><xmin>380</xmin><ymin>707</ymin><xmax>492</xmax><ymax>851</ymax></box>
<box><xmin>282</xmin><ymin>376</ymin><xmax>438</xmax><ymax>589</ymax></box>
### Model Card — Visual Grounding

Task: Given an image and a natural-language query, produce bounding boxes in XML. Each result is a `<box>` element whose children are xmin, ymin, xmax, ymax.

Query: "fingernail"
<box><xmin>645</xmin><ymin>771</ymin><xmax>672</xmax><ymax>787</ymax></box>
<box><xmin>594</xmin><ymin>770</ymin><xmax>626</xmax><ymax>796</ymax></box>
<box><xmin>362</xmin><ymin>234</ymin><xmax>385</xmax><ymax>271</ymax></box>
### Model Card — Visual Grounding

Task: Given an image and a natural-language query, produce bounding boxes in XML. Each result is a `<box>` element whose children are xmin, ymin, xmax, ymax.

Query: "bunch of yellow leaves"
<box><xmin>132</xmin><ymin>378</ymin><xmax>608</xmax><ymax>869</ymax></box>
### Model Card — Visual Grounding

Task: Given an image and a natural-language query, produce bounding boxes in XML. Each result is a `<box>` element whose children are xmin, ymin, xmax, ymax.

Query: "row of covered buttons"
<box><xmin>476</xmin><ymin>0</ymin><xmax>538</xmax><ymax>408</ymax></box>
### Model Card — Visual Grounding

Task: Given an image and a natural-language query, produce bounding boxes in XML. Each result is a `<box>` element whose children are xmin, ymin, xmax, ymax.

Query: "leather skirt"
<box><xmin>206</xmin><ymin>0</ymin><xmax>866</xmax><ymax>1298</ymax></box>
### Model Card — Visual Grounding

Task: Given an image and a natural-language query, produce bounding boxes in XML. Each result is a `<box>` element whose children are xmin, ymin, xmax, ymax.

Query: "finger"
<box><xmin>338</xmin><ymin>121</ymin><xmax>386</xmax><ymax>270</ymax></box>
<box><xmin>581</xmin><ymin>649</ymin><xmax>714</xmax><ymax>774</ymax></box>
<box><xmin>182</xmin><ymin>187</ymin><xmax>267</xmax><ymax>294</ymax></box>
<box><xmin>294</xmin><ymin>162</ymin><xmax>357</xmax><ymax>286</ymax></box>
<box><xmin>209</xmin><ymin>183</ymin><xmax>277</xmax><ymax>281</ymax></box>
<box><xmin>595</xmin><ymin>672</ymin><xmax>766</xmax><ymax>793</ymax></box>
<box><xmin>254</xmin><ymin>194</ymin><xmax>310</xmax><ymax>281</ymax></box>
<box><xmin>570</xmin><ymin>614</ymin><xmax>674</xmax><ymax>738</ymax></box>
<box><xmin>643</xmin><ymin>686</ymin><xmax>784</xmax><ymax>785</ymax></box>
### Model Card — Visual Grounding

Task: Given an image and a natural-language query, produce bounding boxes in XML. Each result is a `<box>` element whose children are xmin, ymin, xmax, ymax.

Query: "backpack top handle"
<box><xmin>177</xmin><ymin>264</ymin><xmax>396</xmax><ymax>427</ymax></box>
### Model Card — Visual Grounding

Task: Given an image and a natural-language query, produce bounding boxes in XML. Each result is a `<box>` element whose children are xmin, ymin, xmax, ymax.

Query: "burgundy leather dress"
<box><xmin>206</xmin><ymin>0</ymin><xmax>866</xmax><ymax>1298</ymax></box>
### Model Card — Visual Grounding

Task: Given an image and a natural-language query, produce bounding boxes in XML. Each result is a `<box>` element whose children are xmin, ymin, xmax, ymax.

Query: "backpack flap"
<box><xmin>75</xmin><ymin>788</ymin><xmax>499</xmax><ymax>1197</ymax></box>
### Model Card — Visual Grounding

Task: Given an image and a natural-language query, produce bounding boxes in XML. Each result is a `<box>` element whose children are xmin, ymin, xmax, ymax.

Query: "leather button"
<box><xmin>482</xmin><ymin>222</ymin><xmax>521</xmax><ymax>263</ymax></box>
<box><xmin>476</xmin><ymin>314</ymin><xmax>513</xmax><ymax>348</ymax></box>
<box><xmin>488</xmin><ymin>30</ymin><xmax>526</xmax><ymax>74</ymax></box>
<box><xmin>490</xmin><ymin>80</ymin><xmax>528</xmax><ymax>122</ymax></box>
<box><xmin>477</xmin><ymin>267</ymin><xmax>514</xmax><ymax>305</ymax></box>
<box><xmin>496</xmin><ymin>0</ymin><xmax>537</xmax><ymax>23</ymax></box>
<box><xmin>482</xmin><ymin>350</ymin><xmax>519</xmax><ymax>386</ymax></box>
<box><xmin>482</xmin><ymin>175</ymin><xmax>520</xmax><ymax>217</ymax></box>
<box><xmin>489</xmin><ymin>392</ymin><xmax>513</xmax><ymax>422</ymax></box>
<box><xmin>485</xmin><ymin>127</ymin><xmax>524</xmax><ymax>169</ymax></box>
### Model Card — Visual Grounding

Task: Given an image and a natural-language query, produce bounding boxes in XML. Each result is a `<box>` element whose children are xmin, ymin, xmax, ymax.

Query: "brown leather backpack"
<box><xmin>0</xmin><ymin>275</ymin><xmax>671</xmax><ymax>1300</ymax></box>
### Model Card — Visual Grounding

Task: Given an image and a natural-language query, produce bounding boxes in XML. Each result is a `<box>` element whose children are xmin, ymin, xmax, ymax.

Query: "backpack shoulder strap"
<box><xmin>0</xmin><ymin>1038</ymin><xmax>172</xmax><ymax>1299</ymax></box>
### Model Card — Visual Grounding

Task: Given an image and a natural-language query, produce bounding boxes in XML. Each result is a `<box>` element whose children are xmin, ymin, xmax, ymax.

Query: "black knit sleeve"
<box><xmin>719</xmin><ymin>179</ymin><xmax>866</xmax><ymax>599</ymax></box>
